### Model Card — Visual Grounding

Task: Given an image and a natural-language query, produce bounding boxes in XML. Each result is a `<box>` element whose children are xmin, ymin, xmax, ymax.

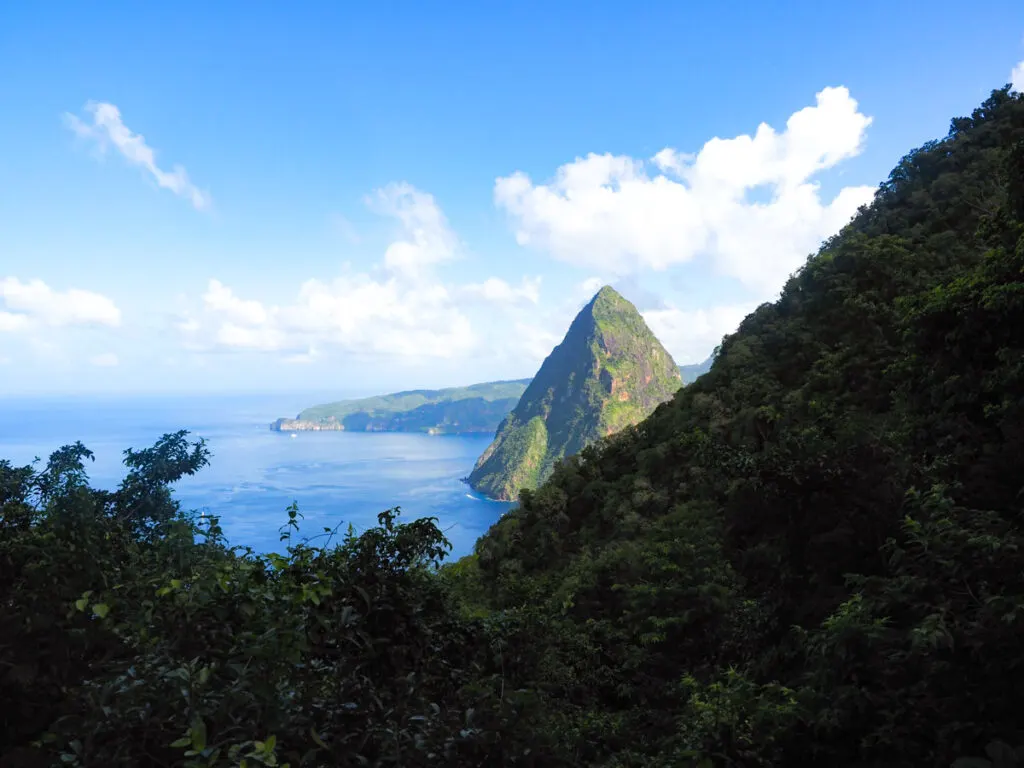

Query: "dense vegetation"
<box><xmin>3</xmin><ymin>87</ymin><xmax>1024</xmax><ymax>767</ymax></box>
<box><xmin>272</xmin><ymin>380</ymin><xmax>530</xmax><ymax>434</ymax></box>
<box><xmin>468</xmin><ymin>286</ymin><xmax>682</xmax><ymax>500</ymax></box>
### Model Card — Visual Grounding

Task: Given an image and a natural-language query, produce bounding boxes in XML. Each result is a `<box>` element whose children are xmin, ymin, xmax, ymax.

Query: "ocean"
<box><xmin>0</xmin><ymin>393</ymin><xmax>516</xmax><ymax>560</ymax></box>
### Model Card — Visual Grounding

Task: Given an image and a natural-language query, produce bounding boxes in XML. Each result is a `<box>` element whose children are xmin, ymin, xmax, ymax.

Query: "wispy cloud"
<box><xmin>64</xmin><ymin>101</ymin><xmax>212</xmax><ymax>211</ymax></box>
<box><xmin>330</xmin><ymin>213</ymin><xmax>362</xmax><ymax>245</ymax></box>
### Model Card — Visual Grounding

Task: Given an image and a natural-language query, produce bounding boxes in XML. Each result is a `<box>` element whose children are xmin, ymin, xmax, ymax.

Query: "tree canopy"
<box><xmin>3</xmin><ymin>87</ymin><xmax>1024</xmax><ymax>767</ymax></box>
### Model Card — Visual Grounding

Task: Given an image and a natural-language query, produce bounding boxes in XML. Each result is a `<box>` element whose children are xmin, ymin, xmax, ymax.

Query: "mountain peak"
<box><xmin>591</xmin><ymin>284</ymin><xmax>623</xmax><ymax>302</ymax></box>
<box><xmin>467</xmin><ymin>288</ymin><xmax>682</xmax><ymax>501</ymax></box>
<box><xmin>586</xmin><ymin>285</ymin><xmax>629</xmax><ymax>315</ymax></box>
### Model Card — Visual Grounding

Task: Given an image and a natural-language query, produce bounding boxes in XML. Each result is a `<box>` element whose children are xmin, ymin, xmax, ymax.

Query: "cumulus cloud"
<box><xmin>368</xmin><ymin>183</ymin><xmax>459</xmax><ymax>277</ymax></box>
<box><xmin>177</xmin><ymin>184</ymin><xmax>538</xmax><ymax>362</ymax></box>
<box><xmin>89</xmin><ymin>352</ymin><xmax>119</xmax><ymax>367</ymax></box>
<box><xmin>64</xmin><ymin>101</ymin><xmax>211</xmax><ymax>211</ymax></box>
<box><xmin>495</xmin><ymin>86</ymin><xmax>876</xmax><ymax>297</ymax></box>
<box><xmin>180</xmin><ymin>274</ymin><xmax>476</xmax><ymax>360</ymax></box>
<box><xmin>642</xmin><ymin>303</ymin><xmax>757</xmax><ymax>365</ymax></box>
<box><xmin>0</xmin><ymin>278</ymin><xmax>121</xmax><ymax>329</ymax></box>
<box><xmin>1012</xmin><ymin>60</ymin><xmax>1024</xmax><ymax>93</ymax></box>
<box><xmin>0</xmin><ymin>312</ymin><xmax>30</xmax><ymax>332</ymax></box>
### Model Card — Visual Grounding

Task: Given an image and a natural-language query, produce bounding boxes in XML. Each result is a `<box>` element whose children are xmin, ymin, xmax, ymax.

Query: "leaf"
<box><xmin>74</xmin><ymin>597</ymin><xmax>88</xmax><ymax>612</ymax></box>
<box><xmin>354</xmin><ymin>585</ymin><xmax>371</xmax><ymax>609</ymax></box>
<box><xmin>92</xmin><ymin>603</ymin><xmax>110</xmax><ymax>619</ymax></box>
<box><xmin>170</xmin><ymin>737</ymin><xmax>191</xmax><ymax>749</ymax></box>
<box><xmin>190</xmin><ymin>718</ymin><xmax>207</xmax><ymax>752</ymax></box>
<box><xmin>309</xmin><ymin>728</ymin><xmax>328</xmax><ymax>749</ymax></box>
<box><xmin>986</xmin><ymin>741</ymin><xmax>1017</xmax><ymax>766</ymax></box>
<box><xmin>265</xmin><ymin>734</ymin><xmax>277</xmax><ymax>751</ymax></box>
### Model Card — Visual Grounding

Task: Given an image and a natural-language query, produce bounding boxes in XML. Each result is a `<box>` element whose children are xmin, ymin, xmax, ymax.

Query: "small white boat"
<box><xmin>290</xmin><ymin>433</ymin><xmax>298</xmax><ymax>438</ymax></box>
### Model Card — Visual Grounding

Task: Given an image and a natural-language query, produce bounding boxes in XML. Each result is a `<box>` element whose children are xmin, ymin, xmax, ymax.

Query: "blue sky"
<box><xmin>2</xmin><ymin>1</ymin><xmax>1023</xmax><ymax>396</ymax></box>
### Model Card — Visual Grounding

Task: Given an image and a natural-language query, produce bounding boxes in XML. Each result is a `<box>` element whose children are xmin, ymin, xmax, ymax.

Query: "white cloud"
<box><xmin>642</xmin><ymin>303</ymin><xmax>757</xmax><ymax>365</ymax></box>
<box><xmin>203</xmin><ymin>280</ymin><xmax>269</xmax><ymax>326</ymax></box>
<box><xmin>64</xmin><ymin>101</ymin><xmax>211</xmax><ymax>211</ymax></box>
<box><xmin>90</xmin><ymin>352</ymin><xmax>119</xmax><ymax>367</ymax></box>
<box><xmin>508</xmin><ymin>320</ymin><xmax>563</xmax><ymax>362</ymax></box>
<box><xmin>367</xmin><ymin>183</ymin><xmax>459</xmax><ymax>277</ymax></box>
<box><xmin>180</xmin><ymin>275</ymin><xmax>477</xmax><ymax>360</ymax></box>
<box><xmin>578</xmin><ymin>276</ymin><xmax>605</xmax><ymax>300</ymax></box>
<box><xmin>0</xmin><ymin>312</ymin><xmax>30</xmax><ymax>332</ymax></box>
<box><xmin>0</xmin><ymin>278</ymin><xmax>121</xmax><ymax>328</ymax></box>
<box><xmin>1012</xmin><ymin>60</ymin><xmax>1024</xmax><ymax>93</ymax></box>
<box><xmin>460</xmin><ymin>276</ymin><xmax>542</xmax><ymax>306</ymax></box>
<box><xmin>495</xmin><ymin>86</ymin><xmax>876</xmax><ymax>298</ymax></box>
<box><xmin>177</xmin><ymin>183</ymin><xmax>534</xmax><ymax>362</ymax></box>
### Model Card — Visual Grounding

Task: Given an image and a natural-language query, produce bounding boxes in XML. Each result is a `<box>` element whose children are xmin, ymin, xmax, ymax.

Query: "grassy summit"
<box><xmin>467</xmin><ymin>286</ymin><xmax>682</xmax><ymax>500</ymax></box>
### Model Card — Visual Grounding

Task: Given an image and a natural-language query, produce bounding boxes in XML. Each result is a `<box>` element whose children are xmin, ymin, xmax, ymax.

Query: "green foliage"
<box><xmin>0</xmin><ymin>435</ymin><xmax>546</xmax><ymax>766</ymax></box>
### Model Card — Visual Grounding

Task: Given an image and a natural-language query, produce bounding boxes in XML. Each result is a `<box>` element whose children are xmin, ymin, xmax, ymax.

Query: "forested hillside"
<box><xmin>273</xmin><ymin>380</ymin><xmax>530</xmax><ymax>434</ymax></box>
<box><xmin>2</xmin><ymin>87</ymin><xmax>1023</xmax><ymax>767</ymax></box>
<box><xmin>465</xmin><ymin>85</ymin><xmax>1024</xmax><ymax>766</ymax></box>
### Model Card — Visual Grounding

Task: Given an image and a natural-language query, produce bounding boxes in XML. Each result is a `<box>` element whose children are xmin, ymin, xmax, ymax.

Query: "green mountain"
<box><xmin>271</xmin><ymin>379</ymin><xmax>530</xmax><ymax>435</ymax></box>
<box><xmin>467</xmin><ymin>286</ymin><xmax>682</xmax><ymax>500</ymax></box>
<box><xmin>679</xmin><ymin>354</ymin><xmax>713</xmax><ymax>383</ymax></box>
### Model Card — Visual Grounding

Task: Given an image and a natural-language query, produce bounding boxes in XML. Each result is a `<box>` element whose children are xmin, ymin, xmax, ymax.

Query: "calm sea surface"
<box><xmin>0</xmin><ymin>393</ymin><xmax>515</xmax><ymax>559</ymax></box>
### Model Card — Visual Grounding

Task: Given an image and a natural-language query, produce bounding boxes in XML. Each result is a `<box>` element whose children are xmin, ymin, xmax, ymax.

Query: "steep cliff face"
<box><xmin>467</xmin><ymin>286</ymin><xmax>682</xmax><ymax>500</ymax></box>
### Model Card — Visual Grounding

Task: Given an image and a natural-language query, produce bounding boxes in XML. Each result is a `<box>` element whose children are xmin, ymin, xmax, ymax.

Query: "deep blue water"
<box><xmin>0</xmin><ymin>393</ymin><xmax>515</xmax><ymax>559</ymax></box>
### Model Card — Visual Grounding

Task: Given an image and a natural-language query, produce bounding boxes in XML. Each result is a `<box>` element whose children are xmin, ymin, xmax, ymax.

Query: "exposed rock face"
<box><xmin>467</xmin><ymin>286</ymin><xmax>682</xmax><ymax>501</ymax></box>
